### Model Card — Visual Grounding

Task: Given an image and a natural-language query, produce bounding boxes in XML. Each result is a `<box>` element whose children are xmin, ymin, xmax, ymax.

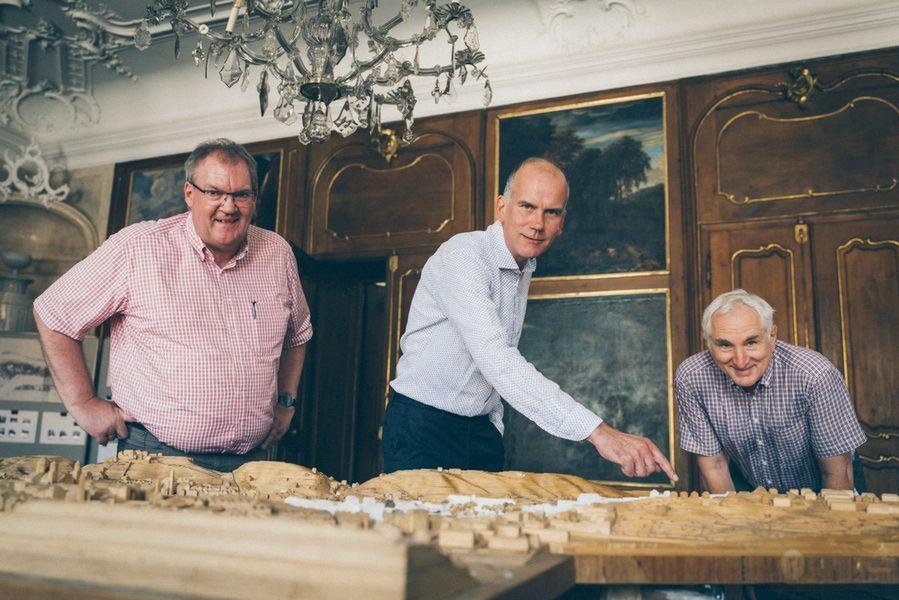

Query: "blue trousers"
<box><xmin>381</xmin><ymin>391</ymin><xmax>504</xmax><ymax>473</ymax></box>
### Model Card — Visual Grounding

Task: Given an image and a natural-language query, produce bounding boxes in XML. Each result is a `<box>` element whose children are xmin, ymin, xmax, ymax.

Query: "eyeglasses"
<box><xmin>187</xmin><ymin>180</ymin><xmax>256</xmax><ymax>206</ymax></box>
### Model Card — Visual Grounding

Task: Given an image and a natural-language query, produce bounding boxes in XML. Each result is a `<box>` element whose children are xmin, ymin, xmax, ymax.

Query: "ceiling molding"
<box><xmin>31</xmin><ymin>0</ymin><xmax>899</xmax><ymax>169</ymax></box>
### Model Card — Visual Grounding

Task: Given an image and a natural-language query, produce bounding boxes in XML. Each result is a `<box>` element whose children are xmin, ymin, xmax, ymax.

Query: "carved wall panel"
<box><xmin>810</xmin><ymin>214</ymin><xmax>899</xmax><ymax>494</ymax></box>
<box><xmin>305</xmin><ymin>112</ymin><xmax>482</xmax><ymax>258</ymax></box>
<box><xmin>715</xmin><ymin>98</ymin><xmax>897</xmax><ymax>206</ymax></box>
<box><xmin>688</xmin><ymin>50</ymin><xmax>899</xmax><ymax>223</ymax></box>
<box><xmin>704</xmin><ymin>221</ymin><xmax>814</xmax><ymax>347</ymax></box>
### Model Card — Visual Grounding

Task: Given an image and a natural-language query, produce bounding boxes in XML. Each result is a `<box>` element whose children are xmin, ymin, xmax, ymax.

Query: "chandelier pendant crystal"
<box><xmin>137</xmin><ymin>0</ymin><xmax>492</xmax><ymax>145</ymax></box>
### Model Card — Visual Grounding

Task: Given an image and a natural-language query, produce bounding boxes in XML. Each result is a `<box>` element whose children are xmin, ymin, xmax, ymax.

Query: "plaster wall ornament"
<box><xmin>0</xmin><ymin>0</ymin><xmax>140</xmax><ymax>134</ymax></box>
<box><xmin>533</xmin><ymin>0</ymin><xmax>645</xmax><ymax>52</ymax></box>
<box><xmin>0</xmin><ymin>141</ymin><xmax>70</xmax><ymax>206</ymax></box>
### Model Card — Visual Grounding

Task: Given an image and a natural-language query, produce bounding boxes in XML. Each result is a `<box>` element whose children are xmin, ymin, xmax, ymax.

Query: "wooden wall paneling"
<box><xmin>688</xmin><ymin>49</ymin><xmax>899</xmax><ymax>226</ymax></box>
<box><xmin>304</xmin><ymin>111</ymin><xmax>483</xmax><ymax>258</ymax></box>
<box><xmin>702</xmin><ymin>219</ymin><xmax>815</xmax><ymax>347</ymax></box>
<box><xmin>686</xmin><ymin>47</ymin><xmax>899</xmax><ymax>494</ymax></box>
<box><xmin>808</xmin><ymin>211</ymin><xmax>899</xmax><ymax>494</ymax></box>
<box><xmin>297</xmin><ymin>260</ymin><xmax>386</xmax><ymax>482</ymax></box>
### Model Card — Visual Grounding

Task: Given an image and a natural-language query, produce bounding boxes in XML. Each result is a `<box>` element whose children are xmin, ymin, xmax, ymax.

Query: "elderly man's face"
<box><xmin>495</xmin><ymin>161</ymin><xmax>567</xmax><ymax>268</ymax></box>
<box><xmin>184</xmin><ymin>153</ymin><xmax>255</xmax><ymax>265</ymax></box>
<box><xmin>708</xmin><ymin>304</ymin><xmax>778</xmax><ymax>390</ymax></box>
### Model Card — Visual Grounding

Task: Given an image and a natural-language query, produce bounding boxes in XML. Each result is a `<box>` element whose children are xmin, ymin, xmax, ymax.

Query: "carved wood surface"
<box><xmin>305</xmin><ymin>112</ymin><xmax>482</xmax><ymax>258</ymax></box>
<box><xmin>1</xmin><ymin>453</ymin><xmax>897</xmax><ymax>592</ymax></box>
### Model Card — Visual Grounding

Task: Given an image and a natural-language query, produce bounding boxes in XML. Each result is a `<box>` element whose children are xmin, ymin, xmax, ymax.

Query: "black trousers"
<box><xmin>381</xmin><ymin>391</ymin><xmax>504</xmax><ymax>473</ymax></box>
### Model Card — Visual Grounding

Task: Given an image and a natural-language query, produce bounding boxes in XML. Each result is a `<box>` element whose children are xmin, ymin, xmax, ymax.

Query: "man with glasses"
<box><xmin>33</xmin><ymin>139</ymin><xmax>312</xmax><ymax>471</ymax></box>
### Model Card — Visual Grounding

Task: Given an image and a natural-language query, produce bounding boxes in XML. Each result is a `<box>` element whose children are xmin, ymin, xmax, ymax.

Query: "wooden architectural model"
<box><xmin>1</xmin><ymin>453</ymin><xmax>897</xmax><ymax>598</ymax></box>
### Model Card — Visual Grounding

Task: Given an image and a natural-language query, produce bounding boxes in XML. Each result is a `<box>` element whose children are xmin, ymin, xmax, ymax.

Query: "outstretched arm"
<box><xmin>34</xmin><ymin>311</ymin><xmax>129</xmax><ymax>445</ymax></box>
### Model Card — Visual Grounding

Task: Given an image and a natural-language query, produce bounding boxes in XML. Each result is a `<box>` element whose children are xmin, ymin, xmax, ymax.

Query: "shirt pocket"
<box><xmin>249</xmin><ymin>297</ymin><xmax>290</xmax><ymax>361</ymax></box>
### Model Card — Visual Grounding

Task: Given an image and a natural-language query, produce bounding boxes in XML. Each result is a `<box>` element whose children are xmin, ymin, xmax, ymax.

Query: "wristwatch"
<box><xmin>276</xmin><ymin>393</ymin><xmax>296</xmax><ymax>408</ymax></box>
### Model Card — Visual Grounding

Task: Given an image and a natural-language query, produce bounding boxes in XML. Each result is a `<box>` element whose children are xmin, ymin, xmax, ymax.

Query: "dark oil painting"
<box><xmin>497</xmin><ymin>95</ymin><xmax>667</xmax><ymax>277</ymax></box>
<box><xmin>503</xmin><ymin>292</ymin><xmax>672</xmax><ymax>485</ymax></box>
<box><xmin>125</xmin><ymin>151</ymin><xmax>282</xmax><ymax>232</ymax></box>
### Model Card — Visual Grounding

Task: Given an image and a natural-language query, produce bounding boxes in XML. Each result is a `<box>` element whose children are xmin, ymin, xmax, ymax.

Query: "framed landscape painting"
<box><xmin>490</xmin><ymin>92</ymin><xmax>670</xmax><ymax>279</ymax></box>
<box><xmin>503</xmin><ymin>290</ymin><xmax>674</xmax><ymax>487</ymax></box>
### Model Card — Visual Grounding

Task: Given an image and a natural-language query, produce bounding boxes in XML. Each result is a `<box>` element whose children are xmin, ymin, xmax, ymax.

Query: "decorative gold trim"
<box><xmin>325</xmin><ymin>153</ymin><xmax>455</xmax><ymax>241</ymax></box>
<box><xmin>372</xmin><ymin>128</ymin><xmax>401</xmax><ymax>164</ymax></box>
<box><xmin>781</xmin><ymin>67</ymin><xmax>818</xmax><ymax>106</ymax></box>
<box><xmin>533</xmin><ymin>269</ymin><xmax>670</xmax><ymax>283</ymax></box>
<box><xmin>858</xmin><ymin>454</ymin><xmax>899</xmax><ymax>465</ymax></box>
<box><xmin>730</xmin><ymin>244</ymin><xmax>800</xmax><ymax>343</ymax></box>
<box><xmin>860</xmin><ymin>425</ymin><xmax>897</xmax><ymax>440</ymax></box>
<box><xmin>384</xmin><ymin>263</ymin><xmax>423</xmax><ymax>411</ymax></box>
<box><xmin>527</xmin><ymin>288</ymin><xmax>676</xmax><ymax>489</ymax></box>
<box><xmin>715</xmin><ymin>97</ymin><xmax>899</xmax><ymax>205</ymax></box>
<box><xmin>836</xmin><ymin>237</ymin><xmax>899</xmax><ymax>392</ymax></box>
<box><xmin>493</xmin><ymin>91</ymin><xmax>672</xmax><ymax>279</ymax></box>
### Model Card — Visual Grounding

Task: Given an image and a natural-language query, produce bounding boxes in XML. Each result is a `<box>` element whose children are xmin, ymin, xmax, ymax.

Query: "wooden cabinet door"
<box><xmin>810</xmin><ymin>213</ymin><xmax>899</xmax><ymax>494</ymax></box>
<box><xmin>703</xmin><ymin>219</ymin><xmax>816</xmax><ymax>347</ymax></box>
<box><xmin>304</xmin><ymin>112</ymin><xmax>482</xmax><ymax>258</ymax></box>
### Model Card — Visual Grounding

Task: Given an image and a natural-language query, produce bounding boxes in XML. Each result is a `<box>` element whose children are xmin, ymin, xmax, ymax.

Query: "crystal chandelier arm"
<box><xmin>335</xmin><ymin>43</ymin><xmax>393</xmax><ymax>85</ymax></box>
<box><xmin>359</xmin><ymin>6</ymin><xmax>427</xmax><ymax>51</ymax></box>
<box><xmin>273</xmin><ymin>24</ymin><xmax>312</xmax><ymax>78</ymax></box>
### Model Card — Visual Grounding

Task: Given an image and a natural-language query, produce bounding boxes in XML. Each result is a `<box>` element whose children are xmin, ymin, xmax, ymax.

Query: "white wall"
<box><xmin>18</xmin><ymin>0</ymin><xmax>899</xmax><ymax>169</ymax></box>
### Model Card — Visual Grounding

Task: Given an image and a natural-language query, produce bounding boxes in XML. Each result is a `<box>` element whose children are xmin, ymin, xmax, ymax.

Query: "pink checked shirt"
<box><xmin>34</xmin><ymin>212</ymin><xmax>313</xmax><ymax>453</ymax></box>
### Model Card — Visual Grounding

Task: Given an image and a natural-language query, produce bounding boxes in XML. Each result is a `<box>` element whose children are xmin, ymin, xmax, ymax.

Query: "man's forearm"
<box><xmin>819</xmin><ymin>452</ymin><xmax>854</xmax><ymax>490</ymax></box>
<box><xmin>697</xmin><ymin>453</ymin><xmax>736</xmax><ymax>493</ymax></box>
<box><xmin>278</xmin><ymin>343</ymin><xmax>307</xmax><ymax>396</ymax></box>
<box><xmin>34</xmin><ymin>311</ymin><xmax>96</xmax><ymax>411</ymax></box>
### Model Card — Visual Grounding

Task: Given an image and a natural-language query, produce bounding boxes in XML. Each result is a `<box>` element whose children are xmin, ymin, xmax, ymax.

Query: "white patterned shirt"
<box><xmin>390</xmin><ymin>221</ymin><xmax>602</xmax><ymax>440</ymax></box>
<box><xmin>34</xmin><ymin>212</ymin><xmax>313</xmax><ymax>453</ymax></box>
<box><xmin>675</xmin><ymin>341</ymin><xmax>866</xmax><ymax>491</ymax></box>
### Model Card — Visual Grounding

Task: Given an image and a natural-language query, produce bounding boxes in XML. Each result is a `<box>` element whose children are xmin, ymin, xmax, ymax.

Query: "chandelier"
<box><xmin>136</xmin><ymin>0</ymin><xmax>492</xmax><ymax>145</ymax></box>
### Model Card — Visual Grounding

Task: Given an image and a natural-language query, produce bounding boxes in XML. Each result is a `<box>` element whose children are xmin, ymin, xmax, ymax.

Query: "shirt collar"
<box><xmin>181</xmin><ymin>211</ymin><xmax>250</xmax><ymax>265</ymax></box>
<box><xmin>486</xmin><ymin>220</ymin><xmax>536</xmax><ymax>275</ymax></box>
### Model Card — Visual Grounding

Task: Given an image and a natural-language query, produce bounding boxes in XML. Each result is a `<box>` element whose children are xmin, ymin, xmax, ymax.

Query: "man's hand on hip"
<box><xmin>68</xmin><ymin>395</ymin><xmax>131</xmax><ymax>446</ymax></box>
<box><xmin>588</xmin><ymin>422</ymin><xmax>678</xmax><ymax>483</ymax></box>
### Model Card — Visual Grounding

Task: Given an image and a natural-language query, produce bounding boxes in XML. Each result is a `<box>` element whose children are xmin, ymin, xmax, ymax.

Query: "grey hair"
<box><xmin>502</xmin><ymin>157</ymin><xmax>569</xmax><ymax>204</ymax></box>
<box><xmin>702</xmin><ymin>289</ymin><xmax>775</xmax><ymax>345</ymax></box>
<box><xmin>184</xmin><ymin>138</ymin><xmax>258</xmax><ymax>192</ymax></box>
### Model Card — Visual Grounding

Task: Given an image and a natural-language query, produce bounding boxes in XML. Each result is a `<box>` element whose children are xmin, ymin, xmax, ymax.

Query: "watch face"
<box><xmin>277</xmin><ymin>394</ymin><xmax>296</xmax><ymax>407</ymax></box>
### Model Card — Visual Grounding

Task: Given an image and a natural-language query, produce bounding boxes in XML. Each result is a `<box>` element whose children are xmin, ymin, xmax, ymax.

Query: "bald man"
<box><xmin>383</xmin><ymin>157</ymin><xmax>677</xmax><ymax>482</ymax></box>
